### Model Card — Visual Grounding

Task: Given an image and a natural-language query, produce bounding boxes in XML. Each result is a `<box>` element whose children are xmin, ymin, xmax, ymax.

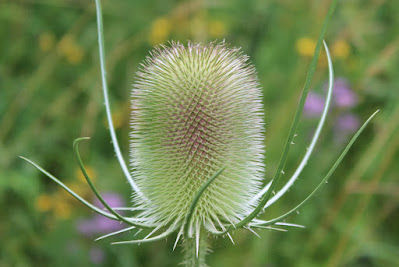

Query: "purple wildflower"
<box><xmin>336</xmin><ymin>113</ymin><xmax>360</xmax><ymax>133</ymax></box>
<box><xmin>303</xmin><ymin>78</ymin><xmax>361</xmax><ymax>144</ymax></box>
<box><xmin>304</xmin><ymin>78</ymin><xmax>358</xmax><ymax>118</ymax></box>
<box><xmin>77</xmin><ymin>193</ymin><xmax>125</xmax><ymax>236</ymax></box>
<box><xmin>334</xmin><ymin>113</ymin><xmax>361</xmax><ymax>143</ymax></box>
<box><xmin>331</xmin><ymin>78</ymin><xmax>358</xmax><ymax>108</ymax></box>
<box><xmin>304</xmin><ymin>91</ymin><xmax>325</xmax><ymax>117</ymax></box>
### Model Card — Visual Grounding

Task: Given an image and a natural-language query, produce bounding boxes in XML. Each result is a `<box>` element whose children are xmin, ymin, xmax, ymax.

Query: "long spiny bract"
<box><xmin>130</xmin><ymin>41</ymin><xmax>265</xmax><ymax>236</ymax></box>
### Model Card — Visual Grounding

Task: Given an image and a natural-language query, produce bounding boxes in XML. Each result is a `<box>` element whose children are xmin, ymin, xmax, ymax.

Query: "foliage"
<box><xmin>1</xmin><ymin>0</ymin><xmax>398</xmax><ymax>266</ymax></box>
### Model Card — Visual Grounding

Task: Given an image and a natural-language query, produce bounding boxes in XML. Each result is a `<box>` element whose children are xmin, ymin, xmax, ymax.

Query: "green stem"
<box><xmin>94</xmin><ymin>0</ymin><xmax>142</xmax><ymax>196</ymax></box>
<box><xmin>183</xmin><ymin>234</ymin><xmax>208</xmax><ymax>267</ymax></box>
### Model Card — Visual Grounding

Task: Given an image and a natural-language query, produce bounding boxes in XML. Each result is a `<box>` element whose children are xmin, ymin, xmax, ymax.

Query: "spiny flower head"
<box><xmin>130</xmin><ymin>41</ymin><xmax>265</xmax><ymax>234</ymax></box>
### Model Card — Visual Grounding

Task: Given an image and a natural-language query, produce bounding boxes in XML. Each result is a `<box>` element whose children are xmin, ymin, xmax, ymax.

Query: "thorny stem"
<box><xmin>183</xmin><ymin>234</ymin><xmax>208</xmax><ymax>267</ymax></box>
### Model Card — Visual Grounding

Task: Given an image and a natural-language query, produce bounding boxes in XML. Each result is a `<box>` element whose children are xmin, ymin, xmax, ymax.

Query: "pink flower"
<box><xmin>334</xmin><ymin>113</ymin><xmax>360</xmax><ymax>144</ymax></box>
<box><xmin>304</xmin><ymin>78</ymin><xmax>358</xmax><ymax>118</ymax></box>
<box><xmin>331</xmin><ymin>78</ymin><xmax>358</xmax><ymax>108</ymax></box>
<box><xmin>336</xmin><ymin>113</ymin><xmax>360</xmax><ymax>133</ymax></box>
<box><xmin>304</xmin><ymin>91</ymin><xmax>326</xmax><ymax>117</ymax></box>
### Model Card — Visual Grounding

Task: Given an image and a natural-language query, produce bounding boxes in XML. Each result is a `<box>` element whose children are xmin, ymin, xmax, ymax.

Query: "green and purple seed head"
<box><xmin>130</xmin><ymin>42</ymin><xmax>265</xmax><ymax>233</ymax></box>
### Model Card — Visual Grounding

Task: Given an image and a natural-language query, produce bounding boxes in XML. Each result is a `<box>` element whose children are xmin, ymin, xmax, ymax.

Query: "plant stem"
<box><xmin>183</xmin><ymin>234</ymin><xmax>208</xmax><ymax>267</ymax></box>
<box><xmin>94</xmin><ymin>0</ymin><xmax>143</xmax><ymax>196</ymax></box>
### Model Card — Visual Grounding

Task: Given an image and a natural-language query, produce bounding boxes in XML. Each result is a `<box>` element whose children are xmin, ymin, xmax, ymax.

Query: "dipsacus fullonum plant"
<box><xmin>22</xmin><ymin>0</ymin><xmax>378</xmax><ymax>266</ymax></box>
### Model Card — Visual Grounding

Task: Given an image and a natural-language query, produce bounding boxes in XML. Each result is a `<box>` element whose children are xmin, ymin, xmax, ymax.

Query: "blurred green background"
<box><xmin>1</xmin><ymin>0</ymin><xmax>398</xmax><ymax>266</ymax></box>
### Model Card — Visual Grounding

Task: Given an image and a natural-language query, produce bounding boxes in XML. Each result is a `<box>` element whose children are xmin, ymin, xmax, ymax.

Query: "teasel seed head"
<box><xmin>130</xmin><ymin>41</ymin><xmax>265</xmax><ymax>235</ymax></box>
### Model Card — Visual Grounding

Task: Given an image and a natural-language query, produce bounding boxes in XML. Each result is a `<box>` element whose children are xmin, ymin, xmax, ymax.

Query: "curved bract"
<box><xmin>130</xmin><ymin>42</ymin><xmax>265</xmax><ymax>235</ymax></box>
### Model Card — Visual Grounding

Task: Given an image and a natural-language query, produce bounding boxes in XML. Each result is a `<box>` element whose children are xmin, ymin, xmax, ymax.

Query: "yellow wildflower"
<box><xmin>54</xmin><ymin>201</ymin><xmax>72</xmax><ymax>219</ymax></box>
<box><xmin>75</xmin><ymin>165</ymin><xmax>96</xmax><ymax>183</ymax></box>
<box><xmin>111</xmin><ymin>109</ymin><xmax>125</xmax><ymax>129</ymax></box>
<box><xmin>332</xmin><ymin>39</ymin><xmax>350</xmax><ymax>59</ymax></box>
<box><xmin>58</xmin><ymin>35</ymin><xmax>74</xmax><ymax>55</ymax></box>
<box><xmin>39</xmin><ymin>32</ymin><xmax>55</xmax><ymax>52</ymax></box>
<box><xmin>208</xmin><ymin>20</ymin><xmax>226</xmax><ymax>38</ymax></box>
<box><xmin>65</xmin><ymin>47</ymin><xmax>84</xmax><ymax>64</ymax></box>
<box><xmin>58</xmin><ymin>35</ymin><xmax>84</xmax><ymax>64</ymax></box>
<box><xmin>296</xmin><ymin>37</ymin><xmax>316</xmax><ymax>57</ymax></box>
<box><xmin>36</xmin><ymin>194</ymin><xmax>53</xmax><ymax>212</ymax></box>
<box><xmin>61</xmin><ymin>181</ymin><xmax>89</xmax><ymax>200</ymax></box>
<box><xmin>149</xmin><ymin>17</ymin><xmax>172</xmax><ymax>46</ymax></box>
<box><xmin>103</xmin><ymin>102</ymin><xmax>129</xmax><ymax>129</ymax></box>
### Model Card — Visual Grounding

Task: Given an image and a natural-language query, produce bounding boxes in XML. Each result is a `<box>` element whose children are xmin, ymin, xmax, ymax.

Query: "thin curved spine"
<box><xmin>183</xmin><ymin>168</ymin><xmax>225</xmax><ymax>238</ymax></box>
<box><xmin>111</xmin><ymin>225</ymin><xmax>178</xmax><ymax>245</ymax></box>
<box><xmin>250</xmin><ymin>110</ymin><xmax>379</xmax><ymax>228</ymax></box>
<box><xmin>224</xmin><ymin>0</ymin><xmax>339</xmax><ymax>231</ymax></box>
<box><xmin>256</xmin><ymin>40</ymin><xmax>334</xmax><ymax>208</ymax></box>
<box><xmin>95</xmin><ymin>226</ymin><xmax>136</xmax><ymax>241</ymax></box>
<box><xmin>20</xmin><ymin>156</ymin><xmax>118</xmax><ymax>220</ymax></box>
<box><xmin>94</xmin><ymin>0</ymin><xmax>143</xmax><ymax>196</ymax></box>
<box><xmin>73</xmin><ymin>137</ymin><xmax>150</xmax><ymax>229</ymax></box>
